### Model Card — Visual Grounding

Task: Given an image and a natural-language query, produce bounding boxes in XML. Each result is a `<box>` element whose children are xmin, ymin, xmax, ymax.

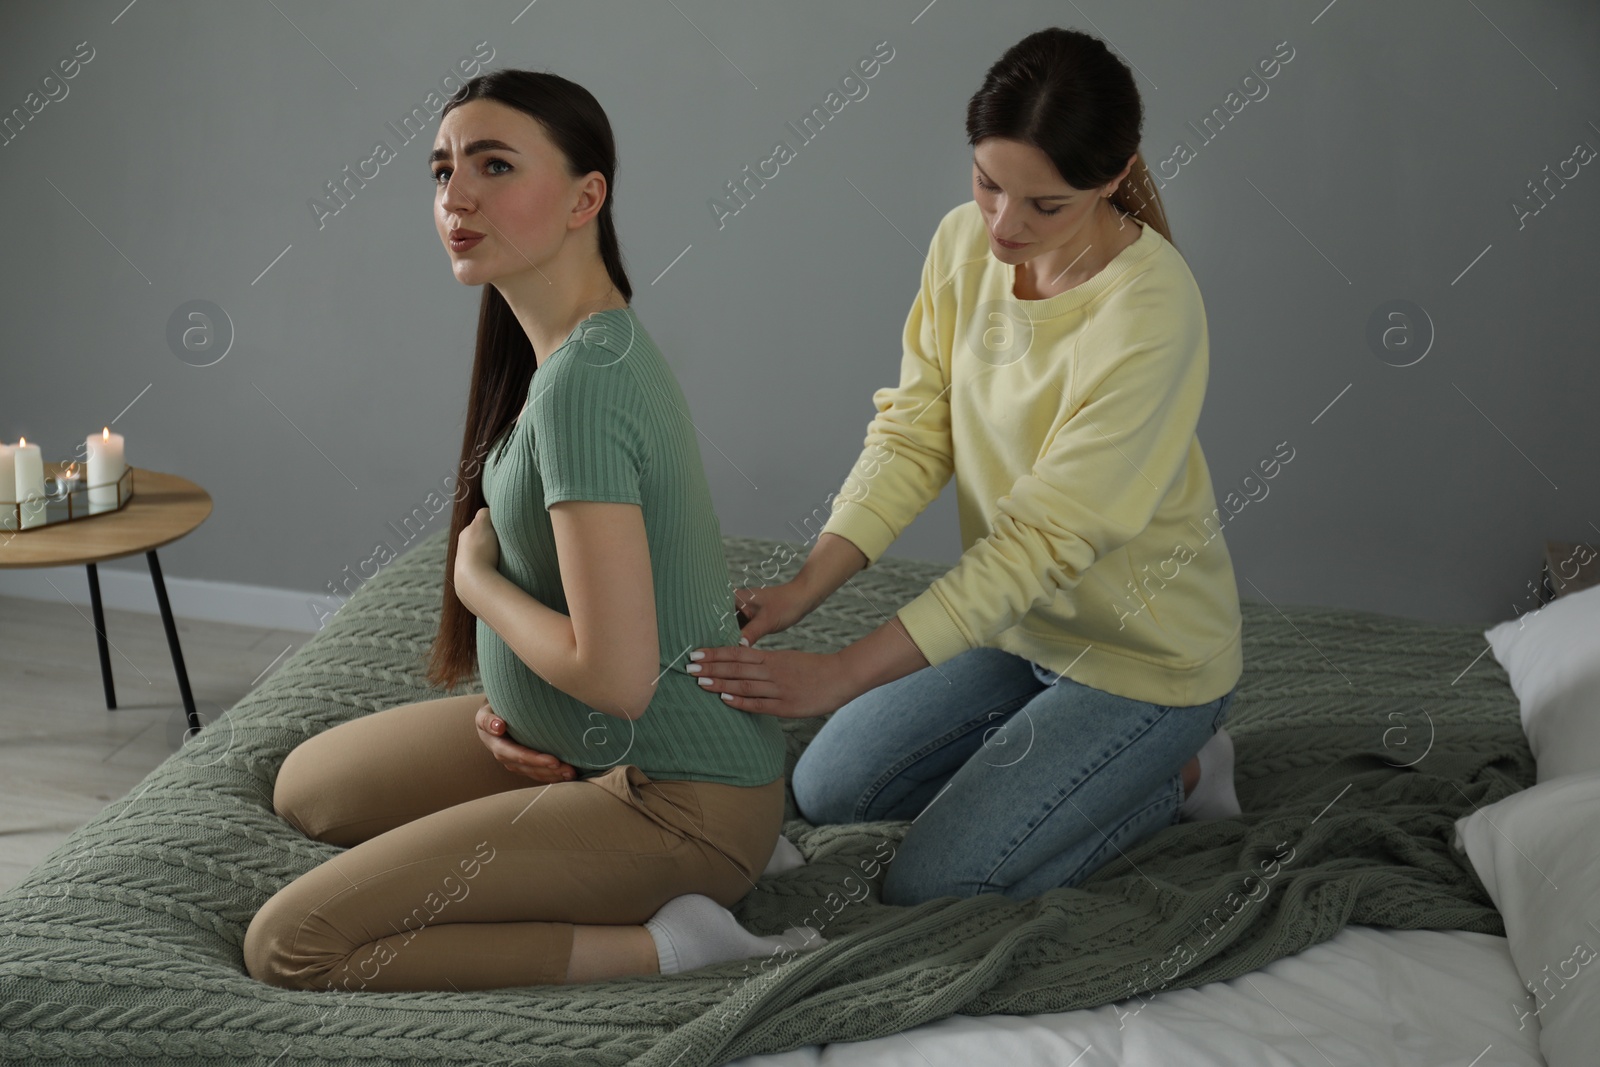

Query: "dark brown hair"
<box><xmin>965</xmin><ymin>26</ymin><xmax>1174</xmax><ymax>248</ymax></box>
<box><xmin>425</xmin><ymin>69</ymin><xmax>633</xmax><ymax>691</ymax></box>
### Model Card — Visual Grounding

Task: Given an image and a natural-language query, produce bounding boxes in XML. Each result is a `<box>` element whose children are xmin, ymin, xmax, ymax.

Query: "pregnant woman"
<box><xmin>245</xmin><ymin>70</ymin><xmax>822</xmax><ymax>993</ymax></box>
<box><xmin>680</xmin><ymin>26</ymin><xmax>1248</xmax><ymax>905</ymax></box>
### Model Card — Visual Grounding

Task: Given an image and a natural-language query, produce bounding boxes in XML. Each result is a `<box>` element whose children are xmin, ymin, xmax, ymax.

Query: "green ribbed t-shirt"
<box><xmin>476</xmin><ymin>306</ymin><xmax>785</xmax><ymax>787</ymax></box>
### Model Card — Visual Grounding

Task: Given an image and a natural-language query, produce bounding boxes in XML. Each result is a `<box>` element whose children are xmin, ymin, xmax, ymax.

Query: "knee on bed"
<box><xmin>789</xmin><ymin>756</ymin><xmax>856</xmax><ymax>826</ymax></box>
<box><xmin>243</xmin><ymin>892</ymin><xmax>357</xmax><ymax>992</ymax></box>
<box><xmin>272</xmin><ymin>742</ymin><xmax>326</xmax><ymax>840</ymax></box>
<box><xmin>880</xmin><ymin>858</ymin><xmax>974</xmax><ymax>907</ymax></box>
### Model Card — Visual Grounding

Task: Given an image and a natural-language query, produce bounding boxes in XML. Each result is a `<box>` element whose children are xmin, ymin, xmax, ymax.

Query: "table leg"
<box><xmin>84</xmin><ymin>562</ymin><xmax>116</xmax><ymax>710</ymax></box>
<box><xmin>145</xmin><ymin>550</ymin><xmax>201</xmax><ymax>736</ymax></box>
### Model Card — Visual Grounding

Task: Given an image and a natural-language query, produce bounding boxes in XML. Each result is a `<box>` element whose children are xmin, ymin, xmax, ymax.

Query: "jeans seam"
<box><xmin>982</xmin><ymin>700</ymin><xmax>1172</xmax><ymax>887</ymax></box>
<box><xmin>855</xmin><ymin>691</ymin><xmax>1039</xmax><ymax>822</ymax></box>
<box><xmin>1057</xmin><ymin>782</ymin><xmax>1177</xmax><ymax>889</ymax></box>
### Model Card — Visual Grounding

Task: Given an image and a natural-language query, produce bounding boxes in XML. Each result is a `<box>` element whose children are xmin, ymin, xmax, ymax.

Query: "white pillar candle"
<box><xmin>14</xmin><ymin>437</ymin><xmax>46</xmax><ymax>529</ymax></box>
<box><xmin>0</xmin><ymin>441</ymin><xmax>15</xmax><ymax>531</ymax></box>
<box><xmin>87</xmin><ymin>427</ymin><xmax>126</xmax><ymax>513</ymax></box>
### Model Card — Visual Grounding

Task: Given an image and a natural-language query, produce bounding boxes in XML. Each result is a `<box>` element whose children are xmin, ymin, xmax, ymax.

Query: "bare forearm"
<box><xmin>836</xmin><ymin>614</ymin><xmax>931</xmax><ymax>697</ymax></box>
<box><xmin>798</xmin><ymin>533</ymin><xmax>930</xmax><ymax>698</ymax></box>
<box><xmin>459</xmin><ymin>565</ymin><xmax>625</xmax><ymax>718</ymax></box>
<box><xmin>794</xmin><ymin>532</ymin><xmax>870</xmax><ymax>610</ymax></box>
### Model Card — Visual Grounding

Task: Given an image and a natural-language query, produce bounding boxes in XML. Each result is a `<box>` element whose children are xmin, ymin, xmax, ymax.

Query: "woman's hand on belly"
<box><xmin>454</xmin><ymin>508</ymin><xmax>502</xmax><ymax>615</ymax></box>
<box><xmin>475</xmin><ymin>702</ymin><xmax>577</xmax><ymax>783</ymax></box>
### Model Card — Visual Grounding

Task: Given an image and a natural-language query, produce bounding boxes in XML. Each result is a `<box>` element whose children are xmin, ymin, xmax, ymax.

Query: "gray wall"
<box><xmin>2</xmin><ymin>0</ymin><xmax>1596</xmax><ymax>628</ymax></box>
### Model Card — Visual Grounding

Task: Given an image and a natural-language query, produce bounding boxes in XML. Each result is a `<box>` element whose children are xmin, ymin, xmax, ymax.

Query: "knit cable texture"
<box><xmin>0</xmin><ymin>529</ymin><xmax>1529</xmax><ymax>1066</ymax></box>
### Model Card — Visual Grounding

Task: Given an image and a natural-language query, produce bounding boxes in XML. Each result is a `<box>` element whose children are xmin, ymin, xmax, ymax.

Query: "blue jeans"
<box><xmin>791</xmin><ymin>646</ymin><xmax>1238</xmax><ymax>906</ymax></box>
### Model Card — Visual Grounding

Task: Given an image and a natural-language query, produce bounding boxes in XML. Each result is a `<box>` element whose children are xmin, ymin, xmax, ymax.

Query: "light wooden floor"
<box><xmin>0</xmin><ymin>593</ymin><xmax>308</xmax><ymax>894</ymax></box>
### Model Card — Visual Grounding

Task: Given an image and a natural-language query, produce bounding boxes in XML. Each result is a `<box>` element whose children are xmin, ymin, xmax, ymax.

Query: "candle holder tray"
<box><xmin>1</xmin><ymin>465</ymin><xmax>135</xmax><ymax>532</ymax></box>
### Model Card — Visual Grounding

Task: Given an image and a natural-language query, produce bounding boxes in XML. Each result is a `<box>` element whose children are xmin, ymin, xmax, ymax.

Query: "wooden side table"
<box><xmin>0</xmin><ymin>464</ymin><xmax>212</xmax><ymax>735</ymax></box>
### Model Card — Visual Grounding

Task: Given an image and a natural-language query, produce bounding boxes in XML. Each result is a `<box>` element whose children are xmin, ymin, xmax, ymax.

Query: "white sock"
<box><xmin>645</xmin><ymin>893</ymin><xmax>825</xmax><ymax>975</ymax></box>
<box><xmin>761</xmin><ymin>833</ymin><xmax>806</xmax><ymax>877</ymax></box>
<box><xmin>1179</xmin><ymin>728</ymin><xmax>1240</xmax><ymax>821</ymax></box>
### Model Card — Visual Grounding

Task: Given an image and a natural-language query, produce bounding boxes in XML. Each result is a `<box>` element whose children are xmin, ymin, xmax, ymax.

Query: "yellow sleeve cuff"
<box><xmin>818</xmin><ymin>498</ymin><xmax>898</xmax><ymax>568</ymax></box>
<box><xmin>895</xmin><ymin>586</ymin><xmax>973</xmax><ymax>669</ymax></box>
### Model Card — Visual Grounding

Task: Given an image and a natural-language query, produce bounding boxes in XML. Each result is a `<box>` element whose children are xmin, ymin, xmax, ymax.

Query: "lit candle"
<box><xmin>55</xmin><ymin>460</ymin><xmax>83</xmax><ymax>510</ymax></box>
<box><xmin>14</xmin><ymin>437</ymin><xmax>46</xmax><ymax>529</ymax></box>
<box><xmin>0</xmin><ymin>440</ymin><xmax>15</xmax><ymax>531</ymax></box>
<box><xmin>87</xmin><ymin>427</ymin><xmax>126</xmax><ymax>513</ymax></box>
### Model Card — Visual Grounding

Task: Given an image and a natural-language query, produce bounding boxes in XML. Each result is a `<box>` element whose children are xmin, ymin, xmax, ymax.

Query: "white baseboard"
<box><xmin>0</xmin><ymin>564</ymin><xmax>324</xmax><ymax>633</ymax></box>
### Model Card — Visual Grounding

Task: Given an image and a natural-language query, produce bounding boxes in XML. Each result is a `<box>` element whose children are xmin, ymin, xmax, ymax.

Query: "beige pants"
<box><xmin>243</xmin><ymin>693</ymin><xmax>786</xmax><ymax>991</ymax></box>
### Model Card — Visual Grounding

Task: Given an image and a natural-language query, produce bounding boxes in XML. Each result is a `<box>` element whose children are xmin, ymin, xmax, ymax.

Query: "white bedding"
<box><xmin>730</xmin><ymin>925</ymin><xmax>1544</xmax><ymax>1067</ymax></box>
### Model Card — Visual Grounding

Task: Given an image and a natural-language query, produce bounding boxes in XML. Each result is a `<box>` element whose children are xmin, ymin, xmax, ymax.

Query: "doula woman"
<box><xmin>684</xmin><ymin>25</ymin><xmax>1246</xmax><ymax>906</ymax></box>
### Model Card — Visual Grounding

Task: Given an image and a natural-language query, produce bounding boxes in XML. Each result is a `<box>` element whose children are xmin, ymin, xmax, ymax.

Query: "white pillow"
<box><xmin>1483</xmin><ymin>582</ymin><xmax>1600</xmax><ymax>782</ymax></box>
<box><xmin>1454</xmin><ymin>771</ymin><xmax>1600</xmax><ymax>1067</ymax></box>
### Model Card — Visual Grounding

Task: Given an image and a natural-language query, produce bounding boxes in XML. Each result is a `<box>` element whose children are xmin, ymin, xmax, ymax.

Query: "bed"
<box><xmin>0</xmin><ymin>529</ymin><xmax>1542</xmax><ymax>1066</ymax></box>
<box><xmin>728</xmin><ymin>925</ymin><xmax>1544</xmax><ymax>1066</ymax></box>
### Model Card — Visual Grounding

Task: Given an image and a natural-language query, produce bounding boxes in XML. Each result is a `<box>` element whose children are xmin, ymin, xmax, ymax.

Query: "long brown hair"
<box><xmin>965</xmin><ymin>26</ymin><xmax>1175</xmax><ymax>249</ymax></box>
<box><xmin>425</xmin><ymin>70</ymin><xmax>633</xmax><ymax>691</ymax></box>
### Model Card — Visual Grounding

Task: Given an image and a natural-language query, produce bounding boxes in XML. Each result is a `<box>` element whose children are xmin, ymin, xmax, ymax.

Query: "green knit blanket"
<box><xmin>0</xmin><ymin>530</ymin><xmax>1531</xmax><ymax>1066</ymax></box>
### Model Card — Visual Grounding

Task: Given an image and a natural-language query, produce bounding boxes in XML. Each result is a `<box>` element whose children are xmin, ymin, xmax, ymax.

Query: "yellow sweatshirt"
<box><xmin>818</xmin><ymin>199</ymin><xmax>1243</xmax><ymax>708</ymax></box>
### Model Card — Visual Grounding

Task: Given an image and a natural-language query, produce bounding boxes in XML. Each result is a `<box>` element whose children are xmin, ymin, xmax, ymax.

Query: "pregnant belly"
<box><xmin>475</xmin><ymin>622</ymin><xmax>613</xmax><ymax>763</ymax></box>
<box><xmin>476</xmin><ymin>625</ymin><xmax>545</xmax><ymax>741</ymax></box>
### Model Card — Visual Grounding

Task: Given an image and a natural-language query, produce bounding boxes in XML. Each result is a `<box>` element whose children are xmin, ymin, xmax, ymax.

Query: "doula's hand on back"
<box><xmin>475</xmin><ymin>702</ymin><xmax>577</xmax><ymax>783</ymax></box>
<box><xmin>733</xmin><ymin>580</ymin><xmax>818</xmax><ymax>646</ymax></box>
